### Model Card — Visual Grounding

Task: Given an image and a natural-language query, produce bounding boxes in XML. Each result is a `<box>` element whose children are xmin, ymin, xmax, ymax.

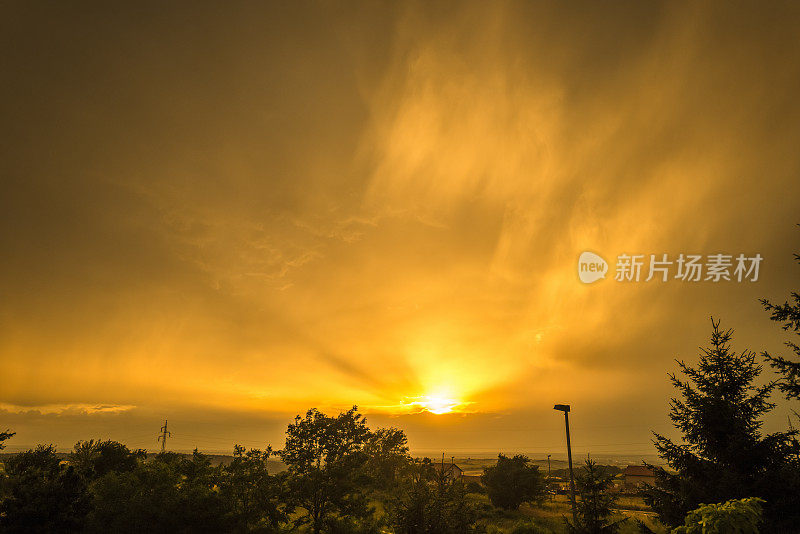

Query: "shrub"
<box><xmin>672</xmin><ymin>497</ymin><xmax>764</xmax><ymax>534</ymax></box>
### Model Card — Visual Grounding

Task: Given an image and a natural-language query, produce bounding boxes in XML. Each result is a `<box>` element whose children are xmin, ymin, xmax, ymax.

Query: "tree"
<box><xmin>0</xmin><ymin>445</ymin><xmax>91</xmax><ymax>533</ymax></box>
<box><xmin>281</xmin><ymin>406</ymin><xmax>373</xmax><ymax>534</ymax></box>
<box><xmin>176</xmin><ymin>449</ymin><xmax>237</xmax><ymax>533</ymax></box>
<box><xmin>0</xmin><ymin>429</ymin><xmax>14</xmax><ymax>450</ymax></box>
<box><xmin>391</xmin><ymin>459</ymin><xmax>479</xmax><ymax>534</ymax></box>
<box><xmin>70</xmin><ymin>439</ymin><xmax>145</xmax><ymax>480</ymax></box>
<box><xmin>85</xmin><ymin>450</ymin><xmax>233</xmax><ymax>534</ymax></box>
<box><xmin>219</xmin><ymin>444</ymin><xmax>287</xmax><ymax>531</ymax></box>
<box><xmin>645</xmin><ymin>318</ymin><xmax>800</xmax><ymax>531</ymax></box>
<box><xmin>761</xmin><ymin>247</ymin><xmax>800</xmax><ymax>401</ymax></box>
<box><xmin>482</xmin><ymin>454</ymin><xmax>545</xmax><ymax>510</ymax></box>
<box><xmin>672</xmin><ymin>497</ymin><xmax>764</xmax><ymax>534</ymax></box>
<box><xmin>85</xmin><ymin>457</ymin><xmax>183</xmax><ymax>534</ymax></box>
<box><xmin>362</xmin><ymin>427</ymin><xmax>412</xmax><ymax>491</ymax></box>
<box><xmin>0</xmin><ymin>428</ymin><xmax>12</xmax><ymax>494</ymax></box>
<box><xmin>565</xmin><ymin>457</ymin><xmax>624</xmax><ymax>534</ymax></box>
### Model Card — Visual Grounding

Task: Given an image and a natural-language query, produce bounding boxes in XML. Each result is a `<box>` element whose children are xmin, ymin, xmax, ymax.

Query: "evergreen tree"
<box><xmin>645</xmin><ymin>318</ymin><xmax>800</xmax><ymax>531</ymax></box>
<box><xmin>565</xmin><ymin>457</ymin><xmax>624</xmax><ymax>534</ymax></box>
<box><xmin>761</xmin><ymin>248</ymin><xmax>800</xmax><ymax>401</ymax></box>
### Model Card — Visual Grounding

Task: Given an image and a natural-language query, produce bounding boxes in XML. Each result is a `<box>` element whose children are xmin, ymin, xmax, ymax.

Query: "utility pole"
<box><xmin>157</xmin><ymin>419</ymin><xmax>171</xmax><ymax>453</ymax></box>
<box><xmin>547</xmin><ymin>454</ymin><xmax>552</xmax><ymax>500</ymax></box>
<box><xmin>554</xmin><ymin>404</ymin><xmax>577</xmax><ymax>524</ymax></box>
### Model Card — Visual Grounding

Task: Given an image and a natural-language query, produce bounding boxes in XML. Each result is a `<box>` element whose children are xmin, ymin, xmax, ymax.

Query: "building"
<box><xmin>622</xmin><ymin>465</ymin><xmax>656</xmax><ymax>491</ymax></box>
<box><xmin>432</xmin><ymin>462</ymin><xmax>463</xmax><ymax>481</ymax></box>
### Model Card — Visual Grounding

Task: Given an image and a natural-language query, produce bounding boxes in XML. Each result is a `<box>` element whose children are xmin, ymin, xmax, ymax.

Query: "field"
<box><xmin>423</xmin><ymin>456</ymin><xmax>666</xmax><ymax>534</ymax></box>
<box><xmin>467</xmin><ymin>493</ymin><xmax>665</xmax><ymax>534</ymax></box>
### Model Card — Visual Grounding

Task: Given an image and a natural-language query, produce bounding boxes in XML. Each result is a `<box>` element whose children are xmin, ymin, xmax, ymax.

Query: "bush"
<box><xmin>672</xmin><ymin>497</ymin><xmax>764</xmax><ymax>534</ymax></box>
<box><xmin>466</xmin><ymin>481</ymin><xmax>486</xmax><ymax>494</ymax></box>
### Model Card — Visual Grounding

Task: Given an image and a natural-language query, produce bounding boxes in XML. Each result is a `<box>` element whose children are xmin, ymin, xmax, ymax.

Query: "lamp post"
<box><xmin>547</xmin><ymin>454</ymin><xmax>552</xmax><ymax>501</ymax></box>
<box><xmin>554</xmin><ymin>404</ymin><xmax>577</xmax><ymax>524</ymax></box>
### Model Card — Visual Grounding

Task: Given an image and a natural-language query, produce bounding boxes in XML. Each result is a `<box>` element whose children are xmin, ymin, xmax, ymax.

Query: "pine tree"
<box><xmin>645</xmin><ymin>318</ymin><xmax>800</xmax><ymax>531</ymax></box>
<box><xmin>761</xmin><ymin>249</ymin><xmax>800</xmax><ymax>401</ymax></box>
<box><xmin>565</xmin><ymin>457</ymin><xmax>624</xmax><ymax>534</ymax></box>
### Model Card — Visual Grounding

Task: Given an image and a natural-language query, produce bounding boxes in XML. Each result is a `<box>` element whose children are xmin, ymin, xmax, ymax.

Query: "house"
<box><xmin>432</xmin><ymin>462</ymin><xmax>463</xmax><ymax>481</ymax></box>
<box><xmin>622</xmin><ymin>465</ymin><xmax>655</xmax><ymax>491</ymax></box>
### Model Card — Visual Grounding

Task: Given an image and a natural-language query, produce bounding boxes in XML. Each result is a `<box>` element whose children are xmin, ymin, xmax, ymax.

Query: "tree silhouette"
<box><xmin>0</xmin><ymin>445</ymin><xmax>90</xmax><ymax>533</ymax></box>
<box><xmin>761</xmin><ymin>246</ymin><xmax>800</xmax><ymax>402</ymax></box>
<box><xmin>85</xmin><ymin>448</ymin><xmax>234</xmax><ymax>534</ymax></box>
<box><xmin>362</xmin><ymin>427</ymin><xmax>412</xmax><ymax>490</ymax></box>
<box><xmin>482</xmin><ymin>454</ymin><xmax>545</xmax><ymax>510</ymax></box>
<box><xmin>565</xmin><ymin>457</ymin><xmax>624</xmax><ymax>534</ymax></box>
<box><xmin>281</xmin><ymin>406</ymin><xmax>373</xmax><ymax>534</ymax></box>
<box><xmin>645</xmin><ymin>318</ymin><xmax>800</xmax><ymax>530</ymax></box>
<box><xmin>391</xmin><ymin>458</ymin><xmax>479</xmax><ymax>534</ymax></box>
<box><xmin>70</xmin><ymin>439</ymin><xmax>145</xmax><ymax>480</ymax></box>
<box><xmin>219</xmin><ymin>444</ymin><xmax>287</xmax><ymax>531</ymax></box>
<box><xmin>0</xmin><ymin>429</ymin><xmax>13</xmax><ymax>450</ymax></box>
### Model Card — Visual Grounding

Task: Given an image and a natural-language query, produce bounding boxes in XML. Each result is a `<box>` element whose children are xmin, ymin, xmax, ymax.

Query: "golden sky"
<box><xmin>2</xmin><ymin>1</ymin><xmax>800</xmax><ymax>455</ymax></box>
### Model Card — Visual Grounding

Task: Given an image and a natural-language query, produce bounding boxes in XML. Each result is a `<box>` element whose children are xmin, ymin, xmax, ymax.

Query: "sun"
<box><xmin>390</xmin><ymin>384</ymin><xmax>474</xmax><ymax>415</ymax></box>
<box><xmin>417</xmin><ymin>395</ymin><xmax>459</xmax><ymax>415</ymax></box>
<box><xmin>397</xmin><ymin>389</ymin><xmax>469</xmax><ymax>415</ymax></box>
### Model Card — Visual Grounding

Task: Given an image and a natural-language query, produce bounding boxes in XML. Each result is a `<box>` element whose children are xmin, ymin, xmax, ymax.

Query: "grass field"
<box><xmin>467</xmin><ymin>493</ymin><xmax>667</xmax><ymax>534</ymax></box>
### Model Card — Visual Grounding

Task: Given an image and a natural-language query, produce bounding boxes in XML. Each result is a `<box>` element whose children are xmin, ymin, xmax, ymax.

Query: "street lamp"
<box><xmin>554</xmin><ymin>404</ymin><xmax>577</xmax><ymax>523</ymax></box>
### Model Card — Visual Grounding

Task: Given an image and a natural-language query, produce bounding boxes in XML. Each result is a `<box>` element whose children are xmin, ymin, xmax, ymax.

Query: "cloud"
<box><xmin>1</xmin><ymin>1</ymin><xmax>799</xmax><ymax>451</ymax></box>
<box><xmin>0</xmin><ymin>403</ymin><xmax>136</xmax><ymax>416</ymax></box>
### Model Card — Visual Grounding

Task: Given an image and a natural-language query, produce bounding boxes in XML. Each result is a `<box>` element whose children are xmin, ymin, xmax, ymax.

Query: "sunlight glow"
<box><xmin>397</xmin><ymin>388</ymin><xmax>472</xmax><ymax>415</ymax></box>
<box><xmin>416</xmin><ymin>395</ymin><xmax>460</xmax><ymax>414</ymax></box>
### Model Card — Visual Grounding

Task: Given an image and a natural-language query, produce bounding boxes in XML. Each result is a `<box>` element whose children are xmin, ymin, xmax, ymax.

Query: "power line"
<box><xmin>157</xmin><ymin>419</ymin><xmax>171</xmax><ymax>453</ymax></box>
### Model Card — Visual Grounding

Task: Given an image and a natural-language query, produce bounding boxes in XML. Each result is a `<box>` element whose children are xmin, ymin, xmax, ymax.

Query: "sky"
<box><xmin>2</xmin><ymin>1</ymin><xmax>800</xmax><ymax>457</ymax></box>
